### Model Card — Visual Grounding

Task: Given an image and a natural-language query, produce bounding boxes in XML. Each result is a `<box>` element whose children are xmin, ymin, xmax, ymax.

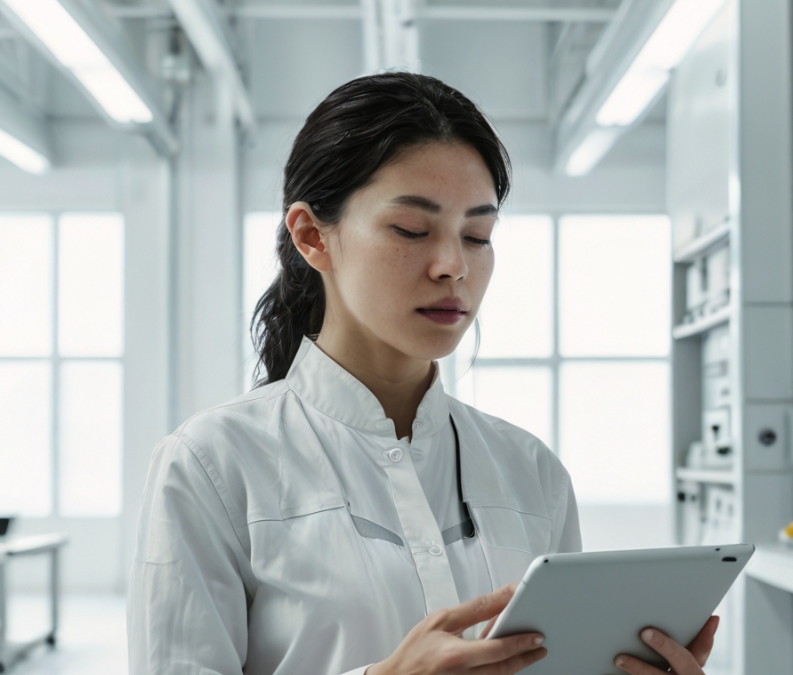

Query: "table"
<box><xmin>0</xmin><ymin>534</ymin><xmax>68</xmax><ymax>673</ymax></box>
<box><xmin>745</xmin><ymin>543</ymin><xmax>793</xmax><ymax>594</ymax></box>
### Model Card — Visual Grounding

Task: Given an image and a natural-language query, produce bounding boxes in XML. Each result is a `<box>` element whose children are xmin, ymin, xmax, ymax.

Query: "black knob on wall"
<box><xmin>758</xmin><ymin>428</ymin><xmax>777</xmax><ymax>446</ymax></box>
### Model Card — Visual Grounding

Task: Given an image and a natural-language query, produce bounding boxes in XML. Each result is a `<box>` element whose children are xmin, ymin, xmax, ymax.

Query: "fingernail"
<box><xmin>615</xmin><ymin>655</ymin><xmax>626</xmax><ymax>667</ymax></box>
<box><xmin>642</xmin><ymin>629</ymin><xmax>654</xmax><ymax>642</ymax></box>
<box><xmin>533</xmin><ymin>636</ymin><xmax>544</xmax><ymax>645</ymax></box>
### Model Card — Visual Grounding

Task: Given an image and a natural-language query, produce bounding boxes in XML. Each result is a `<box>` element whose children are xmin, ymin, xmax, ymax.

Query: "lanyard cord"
<box><xmin>450</xmin><ymin>414</ymin><xmax>473</xmax><ymax>524</ymax></box>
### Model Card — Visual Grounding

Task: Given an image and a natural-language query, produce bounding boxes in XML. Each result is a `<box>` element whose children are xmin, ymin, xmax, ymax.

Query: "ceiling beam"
<box><xmin>0</xmin><ymin>0</ymin><xmax>178</xmax><ymax>156</ymax></box>
<box><xmin>167</xmin><ymin>0</ymin><xmax>257</xmax><ymax>134</ymax></box>
<box><xmin>419</xmin><ymin>6</ymin><xmax>616</xmax><ymax>22</ymax></box>
<box><xmin>553</xmin><ymin>0</ymin><xmax>673</xmax><ymax>175</ymax></box>
<box><xmin>111</xmin><ymin>3</ymin><xmax>615</xmax><ymax>23</ymax></box>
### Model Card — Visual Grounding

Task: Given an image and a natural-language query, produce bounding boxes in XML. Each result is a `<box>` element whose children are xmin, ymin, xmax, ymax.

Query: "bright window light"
<box><xmin>596</xmin><ymin>0</ymin><xmax>726</xmax><ymax>127</ymax></box>
<box><xmin>243</xmin><ymin>212</ymin><xmax>281</xmax><ymax>328</ymax></box>
<box><xmin>565</xmin><ymin>128</ymin><xmax>620</xmax><ymax>176</ymax></box>
<box><xmin>0</xmin><ymin>127</ymin><xmax>50</xmax><ymax>174</ymax></box>
<box><xmin>474</xmin><ymin>366</ymin><xmax>553</xmax><ymax>448</ymax></box>
<box><xmin>3</xmin><ymin>0</ymin><xmax>152</xmax><ymax>124</ymax></box>
<box><xmin>559</xmin><ymin>215</ymin><xmax>671</xmax><ymax>357</ymax></box>
<box><xmin>58</xmin><ymin>214</ymin><xmax>124</xmax><ymax>357</ymax></box>
<box><xmin>0</xmin><ymin>361</ymin><xmax>52</xmax><ymax>516</ymax></box>
<box><xmin>243</xmin><ymin>212</ymin><xmax>281</xmax><ymax>384</ymax></box>
<box><xmin>0</xmin><ymin>215</ymin><xmax>53</xmax><ymax>356</ymax></box>
<box><xmin>478</xmin><ymin>215</ymin><xmax>553</xmax><ymax>358</ymax></box>
<box><xmin>59</xmin><ymin>360</ymin><xmax>123</xmax><ymax>516</ymax></box>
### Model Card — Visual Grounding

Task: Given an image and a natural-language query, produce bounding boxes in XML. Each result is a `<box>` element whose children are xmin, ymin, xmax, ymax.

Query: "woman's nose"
<box><xmin>428</xmin><ymin>239</ymin><xmax>468</xmax><ymax>281</ymax></box>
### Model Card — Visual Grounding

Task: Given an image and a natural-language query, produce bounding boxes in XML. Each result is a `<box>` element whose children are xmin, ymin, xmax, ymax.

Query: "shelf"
<box><xmin>745</xmin><ymin>544</ymin><xmax>793</xmax><ymax>593</ymax></box>
<box><xmin>673</xmin><ymin>221</ymin><xmax>731</xmax><ymax>263</ymax></box>
<box><xmin>672</xmin><ymin>305</ymin><xmax>732</xmax><ymax>339</ymax></box>
<box><xmin>676</xmin><ymin>467</ymin><xmax>736</xmax><ymax>484</ymax></box>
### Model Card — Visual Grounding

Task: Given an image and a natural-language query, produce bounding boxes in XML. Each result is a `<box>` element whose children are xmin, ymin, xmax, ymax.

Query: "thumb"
<box><xmin>436</xmin><ymin>583</ymin><xmax>518</xmax><ymax>636</ymax></box>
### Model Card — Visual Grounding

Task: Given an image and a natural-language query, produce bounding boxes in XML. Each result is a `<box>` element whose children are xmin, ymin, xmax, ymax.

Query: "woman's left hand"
<box><xmin>614</xmin><ymin>616</ymin><xmax>720</xmax><ymax>674</ymax></box>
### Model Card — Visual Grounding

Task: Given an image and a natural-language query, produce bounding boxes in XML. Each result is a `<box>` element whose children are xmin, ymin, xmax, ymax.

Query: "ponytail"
<box><xmin>249</xmin><ymin>72</ymin><xmax>511</xmax><ymax>386</ymax></box>
<box><xmin>250</xmin><ymin>220</ymin><xmax>326</xmax><ymax>385</ymax></box>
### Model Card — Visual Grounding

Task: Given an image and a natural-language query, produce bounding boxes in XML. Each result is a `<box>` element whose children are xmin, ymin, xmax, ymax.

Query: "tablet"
<box><xmin>486</xmin><ymin>543</ymin><xmax>755</xmax><ymax>675</ymax></box>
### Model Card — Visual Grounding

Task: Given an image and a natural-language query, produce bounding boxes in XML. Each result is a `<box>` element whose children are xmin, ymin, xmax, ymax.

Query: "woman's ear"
<box><xmin>286</xmin><ymin>202</ymin><xmax>333</xmax><ymax>272</ymax></box>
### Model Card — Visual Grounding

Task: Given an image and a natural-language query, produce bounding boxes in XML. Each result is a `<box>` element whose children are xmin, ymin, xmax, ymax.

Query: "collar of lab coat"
<box><xmin>285</xmin><ymin>336</ymin><xmax>450</xmax><ymax>441</ymax></box>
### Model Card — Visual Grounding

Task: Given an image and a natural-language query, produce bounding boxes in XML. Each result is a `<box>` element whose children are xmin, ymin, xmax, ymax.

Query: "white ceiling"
<box><xmin>0</xmin><ymin>0</ymin><xmax>640</xmax><ymax>128</ymax></box>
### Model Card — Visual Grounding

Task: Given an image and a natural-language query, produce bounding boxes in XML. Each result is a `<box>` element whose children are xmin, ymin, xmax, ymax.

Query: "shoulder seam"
<box><xmin>177</xmin><ymin>381</ymin><xmax>290</xmax><ymax>431</ymax></box>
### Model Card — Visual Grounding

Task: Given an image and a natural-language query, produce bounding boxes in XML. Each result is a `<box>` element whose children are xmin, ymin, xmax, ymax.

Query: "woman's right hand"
<box><xmin>366</xmin><ymin>583</ymin><xmax>547</xmax><ymax>675</ymax></box>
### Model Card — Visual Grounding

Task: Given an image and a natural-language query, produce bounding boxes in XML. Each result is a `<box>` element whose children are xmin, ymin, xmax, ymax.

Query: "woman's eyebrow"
<box><xmin>388</xmin><ymin>195</ymin><xmax>498</xmax><ymax>217</ymax></box>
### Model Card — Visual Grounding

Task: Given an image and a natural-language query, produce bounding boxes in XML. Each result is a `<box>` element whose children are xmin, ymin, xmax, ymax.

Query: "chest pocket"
<box><xmin>468</xmin><ymin>505</ymin><xmax>552</xmax><ymax>587</ymax></box>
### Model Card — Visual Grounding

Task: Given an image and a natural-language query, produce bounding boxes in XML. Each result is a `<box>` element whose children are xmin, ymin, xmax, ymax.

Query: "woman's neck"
<box><xmin>314</xmin><ymin>328</ymin><xmax>435</xmax><ymax>442</ymax></box>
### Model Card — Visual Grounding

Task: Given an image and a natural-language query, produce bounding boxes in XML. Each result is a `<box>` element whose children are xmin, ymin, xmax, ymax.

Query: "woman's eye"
<box><xmin>466</xmin><ymin>236</ymin><xmax>491</xmax><ymax>247</ymax></box>
<box><xmin>393</xmin><ymin>226</ymin><xmax>428</xmax><ymax>239</ymax></box>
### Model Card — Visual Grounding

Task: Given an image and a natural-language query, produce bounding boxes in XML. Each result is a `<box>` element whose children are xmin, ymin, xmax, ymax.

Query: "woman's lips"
<box><xmin>416</xmin><ymin>309</ymin><xmax>467</xmax><ymax>325</ymax></box>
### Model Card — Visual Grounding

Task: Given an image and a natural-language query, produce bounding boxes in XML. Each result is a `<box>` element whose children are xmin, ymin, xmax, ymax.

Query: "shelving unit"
<box><xmin>673</xmin><ymin>220</ymin><xmax>731</xmax><ymax>264</ymax></box>
<box><xmin>672</xmin><ymin>304</ymin><xmax>731</xmax><ymax>340</ymax></box>
<box><xmin>668</xmin><ymin>0</ymin><xmax>793</xmax><ymax>672</ymax></box>
<box><xmin>675</xmin><ymin>467</ymin><xmax>736</xmax><ymax>485</ymax></box>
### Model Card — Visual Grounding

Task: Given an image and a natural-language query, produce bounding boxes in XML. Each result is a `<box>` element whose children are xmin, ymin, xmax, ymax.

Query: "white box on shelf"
<box><xmin>703</xmin><ymin>361</ymin><xmax>731</xmax><ymax>409</ymax></box>
<box><xmin>685</xmin><ymin>260</ymin><xmax>708</xmax><ymax>322</ymax></box>
<box><xmin>684</xmin><ymin>440</ymin><xmax>706</xmax><ymax>469</ymax></box>
<box><xmin>701</xmin><ymin>485</ymin><xmax>738</xmax><ymax>545</ymax></box>
<box><xmin>705</xmin><ymin>245</ymin><xmax>731</xmax><ymax>313</ymax></box>
<box><xmin>702</xmin><ymin>324</ymin><xmax>730</xmax><ymax>364</ymax></box>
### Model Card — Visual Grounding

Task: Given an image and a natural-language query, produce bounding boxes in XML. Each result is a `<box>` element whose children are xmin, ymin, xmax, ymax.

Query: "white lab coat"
<box><xmin>128</xmin><ymin>337</ymin><xmax>582</xmax><ymax>675</ymax></box>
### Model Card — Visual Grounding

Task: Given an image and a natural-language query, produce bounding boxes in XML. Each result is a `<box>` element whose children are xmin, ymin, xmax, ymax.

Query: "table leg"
<box><xmin>47</xmin><ymin>548</ymin><xmax>59</xmax><ymax>647</ymax></box>
<box><xmin>0</xmin><ymin>557</ymin><xmax>6</xmax><ymax>671</ymax></box>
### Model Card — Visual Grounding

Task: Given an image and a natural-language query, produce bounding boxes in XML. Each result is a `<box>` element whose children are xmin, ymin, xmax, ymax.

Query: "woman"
<box><xmin>128</xmin><ymin>73</ymin><xmax>719</xmax><ymax>675</ymax></box>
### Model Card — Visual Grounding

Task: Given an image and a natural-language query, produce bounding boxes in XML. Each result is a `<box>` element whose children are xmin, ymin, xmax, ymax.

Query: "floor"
<box><xmin>4</xmin><ymin>594</ymin><xmax>127</xmax><ymax>675</ymax></box>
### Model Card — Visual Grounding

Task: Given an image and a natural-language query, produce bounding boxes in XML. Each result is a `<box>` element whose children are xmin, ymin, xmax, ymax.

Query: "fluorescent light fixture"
<box><xmin>597</xmin><ymin>0</ymin><xmax>725</xmax><ymax>127</ymax></box>
<box><xmin>2</xmin><ymin>0</ymin><xmax>152</xmax><ymax>124</ymax></box>
<box><xmin>597</xmin><ymin>66</ymin><xmax>669</xmax><ymax>127</ymax></box>
<box><xmin>565</xmin><ymin>128</ymin><xmax>620</xmax><ymax>176</ymax></box>
<box><xmin>0</xmin><ymin>127</ymin><xmax>50</xmax><ymax>174</ymax></box>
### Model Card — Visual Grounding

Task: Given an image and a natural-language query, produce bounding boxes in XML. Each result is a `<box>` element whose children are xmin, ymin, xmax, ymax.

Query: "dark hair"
<box><xmin>250</xmin><ymin>72</ymin><xmax>511</xmax><ymax>386</ymax></box>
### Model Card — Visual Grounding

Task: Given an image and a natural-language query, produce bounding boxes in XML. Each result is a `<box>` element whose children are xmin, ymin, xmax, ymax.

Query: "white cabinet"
<box><xmin>668</xmin><ymin>0</ymin><xmax>793</xmax><ymax>672</ymax></box>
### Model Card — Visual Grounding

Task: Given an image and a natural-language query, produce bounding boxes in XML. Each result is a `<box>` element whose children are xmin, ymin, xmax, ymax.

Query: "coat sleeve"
<box><xmin>127</xmin><ymin>434</ymin><xmax>252</xmax><ymax>675</ymax></box>
<box><xmin>549</xmin><ymin>467</ymin><xmax>583</xmax><ymax>554</ymax></box>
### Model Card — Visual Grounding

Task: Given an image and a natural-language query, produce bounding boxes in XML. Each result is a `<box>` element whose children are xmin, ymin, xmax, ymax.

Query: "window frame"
<box><xmin>0</xmin><ymin>210</ymin><xmax>125</xmax><ymax>518</ymax></box>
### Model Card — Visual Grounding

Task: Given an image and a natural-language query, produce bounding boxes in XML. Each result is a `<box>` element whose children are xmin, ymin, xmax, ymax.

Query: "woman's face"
<box><xmin>320</xmin><ymin>141</ymin><xmax>498</xmax><ymax>362</ymax></box>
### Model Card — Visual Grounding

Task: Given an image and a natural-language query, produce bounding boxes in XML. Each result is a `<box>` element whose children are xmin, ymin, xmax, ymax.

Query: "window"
<box><xmin>444</xmin><ymin>214</ymin><xmax>671</xmax><ymax>505</ymax></box>
<box><xmin>0</xmin><ymin>213</ymin><xmax>124</xmax><ymax>517</ymax></box>
<box><xmin>242</xmin><ymin>212</ymin><xmax>281</xmax><ymax>382</ymax></box>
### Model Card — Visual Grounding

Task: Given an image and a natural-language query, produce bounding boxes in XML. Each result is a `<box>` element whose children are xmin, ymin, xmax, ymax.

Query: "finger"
<box><xmin>687</xmin><ymin>616</ymin><xmax>720</xmax><ymax>667</ymax></box>
<box><xmin>640</xmin><ymin>628</ymin><xmax>702</xmax><ymax>673</ymax></box>
<box><xmin>477</xmin><ymin>614</ymin><xmax>499</xmax><ymax>640</ymax></box>
<box><xmin>614</xmin><ymin>653</ymin><xmax>668</xmax><ymax>675</ymax></box>
<box><xmin>436</xmin><ymin>583</ymin><xmax>518</xmax><ymax>635</ymax></box>
<box><xmin>462</xmin><ymin>632</ymin><xmax>546</xmax><ymax>669</ymax></box>
<box><xmin>472</xmin><ymin>646</ymin><xmax>547</xmax><ymax>675</ymax></box>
